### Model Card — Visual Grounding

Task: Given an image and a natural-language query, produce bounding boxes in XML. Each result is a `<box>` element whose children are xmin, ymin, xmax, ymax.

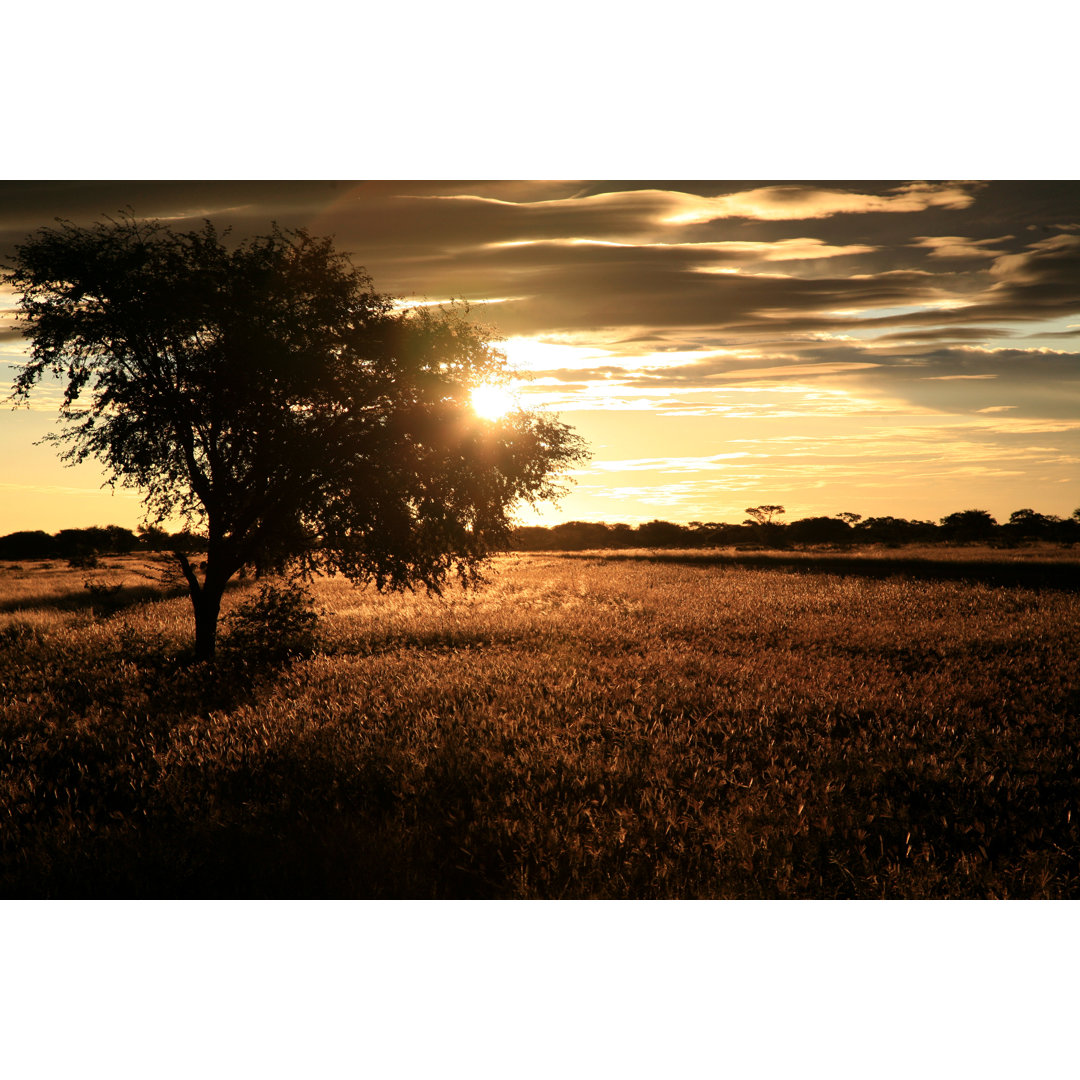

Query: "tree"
<box><xmin>742</xmin><ymin>505</ymin><xmax>787</xmax><ymax>548</ymax></box>
<box><xmin>787</xmin><ymin>515</ymin><xmax>852</xmax><ymax>546</ymax></box>
<box><xmin>939</xmin><ymin>509</ymin><xmax>997</xmax><ymax>543</ymax></box>
<box><xmin>0</xmin><ymin>530</ymin><xmax>56</xmax><ymax>560</ymax></box>
<box><xmin>4</xmin><ymin>216</ymin><xmax>588</xmax><ymax>660</ymax></box>
<box><xmin>549</xmin><ymin>521</ymin><xmax>616</xmax><ymax>550</ymax></box>
<box><xmin>1006</xmin><ymin>508</ymin><xmax>1059</xmax><ymax>541</ymax></box>
<box><xmin>635</xmin><ymin>519</ymin><xmax>690</xmax><ymax>547</ymax></box>
<box><xmin>743</xmin><ymin>505</ymin><xmax>786</xmax><ymax>526</ymax></box>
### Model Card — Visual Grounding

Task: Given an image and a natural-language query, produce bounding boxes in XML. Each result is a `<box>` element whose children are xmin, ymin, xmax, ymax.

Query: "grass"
<box><xmin>1</xmin><ymin>547</ymin><xmax>1078</xmax><ymax>898</ymax></box>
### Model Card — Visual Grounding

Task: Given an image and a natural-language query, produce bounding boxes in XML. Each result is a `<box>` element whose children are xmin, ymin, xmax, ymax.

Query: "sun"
<box><xmin>470</xmin><ymin>382</ymin><xmax>517</xmax><ymax>420</ymax></box>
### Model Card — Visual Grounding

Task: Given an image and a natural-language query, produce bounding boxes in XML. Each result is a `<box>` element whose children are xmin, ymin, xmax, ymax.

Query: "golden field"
<box><xmin>2</xmin><ymin>547</ymin><xmax>1078</xmax><ymax>898</ymax></box>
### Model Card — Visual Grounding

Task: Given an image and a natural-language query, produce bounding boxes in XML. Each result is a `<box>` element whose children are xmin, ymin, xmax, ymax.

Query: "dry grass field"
<box><xmin>1</xmin><ymin>547</ymin><xmax>1078</xmax><ymax>898</ymax></box>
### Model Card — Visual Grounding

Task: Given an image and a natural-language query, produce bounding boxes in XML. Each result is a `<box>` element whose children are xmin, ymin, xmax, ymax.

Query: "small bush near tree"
<box><xmin>221</xmin><ymin>580</ymin><xmax>321</xmax><ymax>666</ymax></box>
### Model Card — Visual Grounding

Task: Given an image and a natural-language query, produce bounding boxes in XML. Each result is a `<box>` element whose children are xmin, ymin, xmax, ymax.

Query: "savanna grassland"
<box><xmin>2</xmin><ymin>547</ymin><xmax>1078</xmax><ymax>898</ymax></box>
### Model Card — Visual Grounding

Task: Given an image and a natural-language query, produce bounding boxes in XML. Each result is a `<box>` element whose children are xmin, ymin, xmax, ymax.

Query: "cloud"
<box><xmin>872</xmin><ymin>326</ymin><xmax>1012</xmax><ymax>343</ymax></box>
<box><xmin>576</xmin><ymin>453</ymin><xmax>757</xmax><ymax>474</ymax></box>
<box><xmin>658</xmin><ymin>182</ymin><xmax>982</xmax><ymax>224</ymax></box>
<box><xmin>4</xmin><ymin>183</ymin><xmax>1074</xmax><ymax>358</ymax></box>
<box><xmin>486</xmin><ymin>236</ymin><xmax>877</xmax><ymax>262</ymax></box>
<box><xmin>988</xmin><ymin>233</ymin><xmax>1080</xmax><ymax>286</ymax></box>
<box><xmin>560</xmin><ymin>414</ymin><xmax>1080</xmax><ymax>522</ymax></box>
<box><xmin>625</xmin><ymin>360</ymin><xmax>882</xmax><ymax>384</ymax></box>
<box><xmin>0</xmin><ymin>320</ymin><xmax>23</xmax><ymax>345</ymax></box>
<box><xmin>811</xmin><ymin>344</ymin><xmax>1080</xmax><ymax>420</ymax></box>
<box><xmin>912</xmin><ymin>235</ymin><xmax>1013</xmax><ymax>259</ymax></box>
<box><xmin>425</xmin><ymin>256</ymin><xmax>957</xmax><ymax>343</ymax></box>
<box><xmin>0</xmin><ymin>480</ymin><xmax>141</xmax><ymax>497</ymax></box>
<box><xmin>513</xmin><ymin>335</ymin><xmax>1080</xmax><ymax>426</ymax></box>
<box><xmin>922</xmin><ymin>374</ymin><xmax>998</xmax><ymax>380</ymax></box>
<box><xmin>400</xmin><ymin>183</ymin><xmax>981</xmax><ymax>248</ymax></box>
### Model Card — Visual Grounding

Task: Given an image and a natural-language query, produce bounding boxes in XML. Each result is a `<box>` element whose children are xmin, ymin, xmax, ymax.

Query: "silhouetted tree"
<box><xmin>549</xmin><ymin>521</ymin><xmax>616</xmax><ymax>550</ymax></box>
<box><xmin>52</xmin><ymin>525</ymin><xmax>139</xmax><ymax>558</ymax></box>
<box><xmin>5</xmin><ymin>216</ymin><xmax>587</xmax><ymax>659</ymax></box>
<box><xmin>699</xmin><ymin>522</ymin><xmax>754</xmax><ymax>546</ymax></box>
<box><xmin>0</xmin><ymin>530</ymin><xmax>56</xmax><ymax>560</ymax></box>
<box><xmin>510</xmin><ymin>526</ymin><xmax>557</xmax><ymax>551</ymax></box>
<box><xmin>1006</xmin><ymin>508</ymin><xmax>1059</xmax><ymax>542</ymax></box>
<box><xmin>939</xmin><ymin>509</ymin><xmax>997</xmax><ymax>543</ymax></box>
<box><xmin>856</xmin><ymin>516</ymin><xmax>939</xmax><ymax>545</ymax></box>
<box><xmin>743</xmin><ymin>505</ymin><xmax>786</xmax><ymax>525</ymax></box>
<box><xmin>136</xmin><ymin>524</ymin><xmax>171</xmax><ymax>551</ymax></box>
<box><xmin>1066</xmin><ymin>509</ymin><xmax>1080</xmax><ymax>546</ymax></box>
<box><xmin>635</xmin><ymin>519</ymin><xmax>689</xmax><ymax>547</ymax></box>
<box><xmin>787</xmin><ymin>516</ymin><xmax>852</xmax><ymax>546</ymax></box>
<box><xmin>742</xmin><ymin>505</ymin><xmax>787</xmax><ymax>547</ymax></box>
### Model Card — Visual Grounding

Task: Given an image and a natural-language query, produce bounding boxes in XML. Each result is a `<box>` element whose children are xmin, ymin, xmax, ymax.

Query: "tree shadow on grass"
<box><xmin>1</xmin><ymin>727</ymin><xmax>499</xmax><ymax>899</ymax></box>
<box><xmin>0</xmin><ymin>619</ymin><xmax>526</xmax><ymax>897</ymax></box>
<box><xmin>1</xmin><ymin>600</ymin><xmax>520</xmax><ymax>899</ymax></box>
<box><xmin>0</xmin><ymin>625</ymin><xmax>350</xmax><ymax>898</ymax></box>
<box><xmin>565</xmin><ymin>550</ymin><xmax>1080</xmax><ymax>592</ymax></box>
<box><xmin>7</xmin><ymin>672</ymin><xmax>1079</xmax><ymax>898</ymax></box>
<box><xmin>0</xmin><ymin>581</ymin><xmax>189</xmax><ymax>616</ymax></box>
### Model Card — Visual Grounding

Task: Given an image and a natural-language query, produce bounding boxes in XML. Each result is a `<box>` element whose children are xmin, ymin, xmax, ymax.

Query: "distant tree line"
<box><xmin>510</xmin><ymin>507</ymin><xmax>1080</xmax><ymax>551</ymax></box>
<box><xmin>3</xmin><ymin>507</ymin><xmax>1079</xmax><ymax>564</ymax></box>
<box><xmin>0</xmin><ymin>524</ymin><xmax>205</xmax><ymax>563</ymax></box>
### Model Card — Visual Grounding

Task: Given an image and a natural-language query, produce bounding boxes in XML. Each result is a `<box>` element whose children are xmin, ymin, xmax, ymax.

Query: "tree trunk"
<box><xmin>177</xmin><ymin>551</ymin><xmax>227</xmax><ymax>663</ymax></box>
<box><xmin>192</xmin><ymin>586</ymin><xmax>224</xmax><ymax>662</ymax></box>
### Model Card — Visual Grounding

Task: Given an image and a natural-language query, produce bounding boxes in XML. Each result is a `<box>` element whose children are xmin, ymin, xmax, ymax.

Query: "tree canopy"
<box><xmin>4</xmin><ymin>215</ymin><xmax>588</xmax><ymax>658</ymax></box>
<box><xmin>743</xmin><ymin>505</ymin><xmax>785</xmax><ymax>526</ymax></box>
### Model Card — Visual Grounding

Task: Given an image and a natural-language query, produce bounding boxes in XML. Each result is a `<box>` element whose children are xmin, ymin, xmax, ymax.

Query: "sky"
<box><xmin>2</xmin><ymin>179</ymin><xmax>1079</xmax><ymax>532</ymax></box>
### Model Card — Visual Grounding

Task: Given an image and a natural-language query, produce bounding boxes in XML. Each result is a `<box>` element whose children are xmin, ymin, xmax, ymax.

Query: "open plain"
<box><xmin>2</xmin><ymin>547</ymin><xmax>1078</xmax><ymax>898</ymax></box>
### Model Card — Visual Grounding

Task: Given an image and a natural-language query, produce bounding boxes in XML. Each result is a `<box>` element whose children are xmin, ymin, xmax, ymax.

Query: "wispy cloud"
<box><xmin>658</xmin><ymin>182</ymin><xmax>982</xmax><ymax>224</ymax></box>
<box><xmin>911</xmin><ymin>235</ymin><xmax>1013</xmax><ymax>259</ymax></box>
<box><xmin>573</xmin><ymin>453</ymin><xmax>758</xmax><ymax>475</ymax></box>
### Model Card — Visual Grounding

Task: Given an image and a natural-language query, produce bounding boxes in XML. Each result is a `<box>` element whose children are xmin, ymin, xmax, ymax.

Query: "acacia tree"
<box><xmin>4</xmin><ymin>216</ymin><xmax>588</xmax><ymax>660</ymax></box>
<box><xmin>743</xmin><ymin>505</ymin><xmax>785</xmax><ymax>526</ymax></box>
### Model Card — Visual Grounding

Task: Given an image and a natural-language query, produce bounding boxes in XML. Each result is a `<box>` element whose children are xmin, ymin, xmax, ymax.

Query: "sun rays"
<box><xmin>470</xmin><ymin>382</ymin><xmax>517</xmax><ymax>420</ymax></box>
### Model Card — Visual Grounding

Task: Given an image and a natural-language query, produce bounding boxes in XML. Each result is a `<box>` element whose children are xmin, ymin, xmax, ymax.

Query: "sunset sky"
<box><xmin>2</xmin><ymin>179</ymin><xmax>1078</xmax><ymax>532</ymax></box>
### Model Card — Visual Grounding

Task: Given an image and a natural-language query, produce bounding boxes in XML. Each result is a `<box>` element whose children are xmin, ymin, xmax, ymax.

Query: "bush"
<box><xmin>222</xmin><ymin>580</ymin><xmax>321</xmax><ymax>665</ymax></box>
<box><xmin>83</xmin><ymin>578</ymin><xmax>124</xmax><ymax>615</ymax></box>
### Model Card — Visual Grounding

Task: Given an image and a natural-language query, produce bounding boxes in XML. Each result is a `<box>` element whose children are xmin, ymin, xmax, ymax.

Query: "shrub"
<box><xmin>83</xmin><ymin>577</ymin><xmax>124</xmax><ymax>615</ymax></box>
<box><xmin>221</xmin><ymin>580</ymin><xmax>321</xmax><ymax>665</ymax></box>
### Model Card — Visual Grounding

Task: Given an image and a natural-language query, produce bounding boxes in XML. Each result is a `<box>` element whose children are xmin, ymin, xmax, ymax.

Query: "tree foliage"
<box><xmin>744</xmin><ymin>504</ymin><xmax>786</xmax><ymax>526</ymax></box>
<box><xmin>220</xmin><ymin>580</ymin><xmax>321</xmax><ymax>666</ymax></box>
<box><xmin>939</xmin><ymin>509</ymin><xmax>998</xmax><ymax>542</ymax></box>
<box><xmin>4</xmin><ymin>215</ymin><xmax>588</xmax><ymax>659</ymax></box>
